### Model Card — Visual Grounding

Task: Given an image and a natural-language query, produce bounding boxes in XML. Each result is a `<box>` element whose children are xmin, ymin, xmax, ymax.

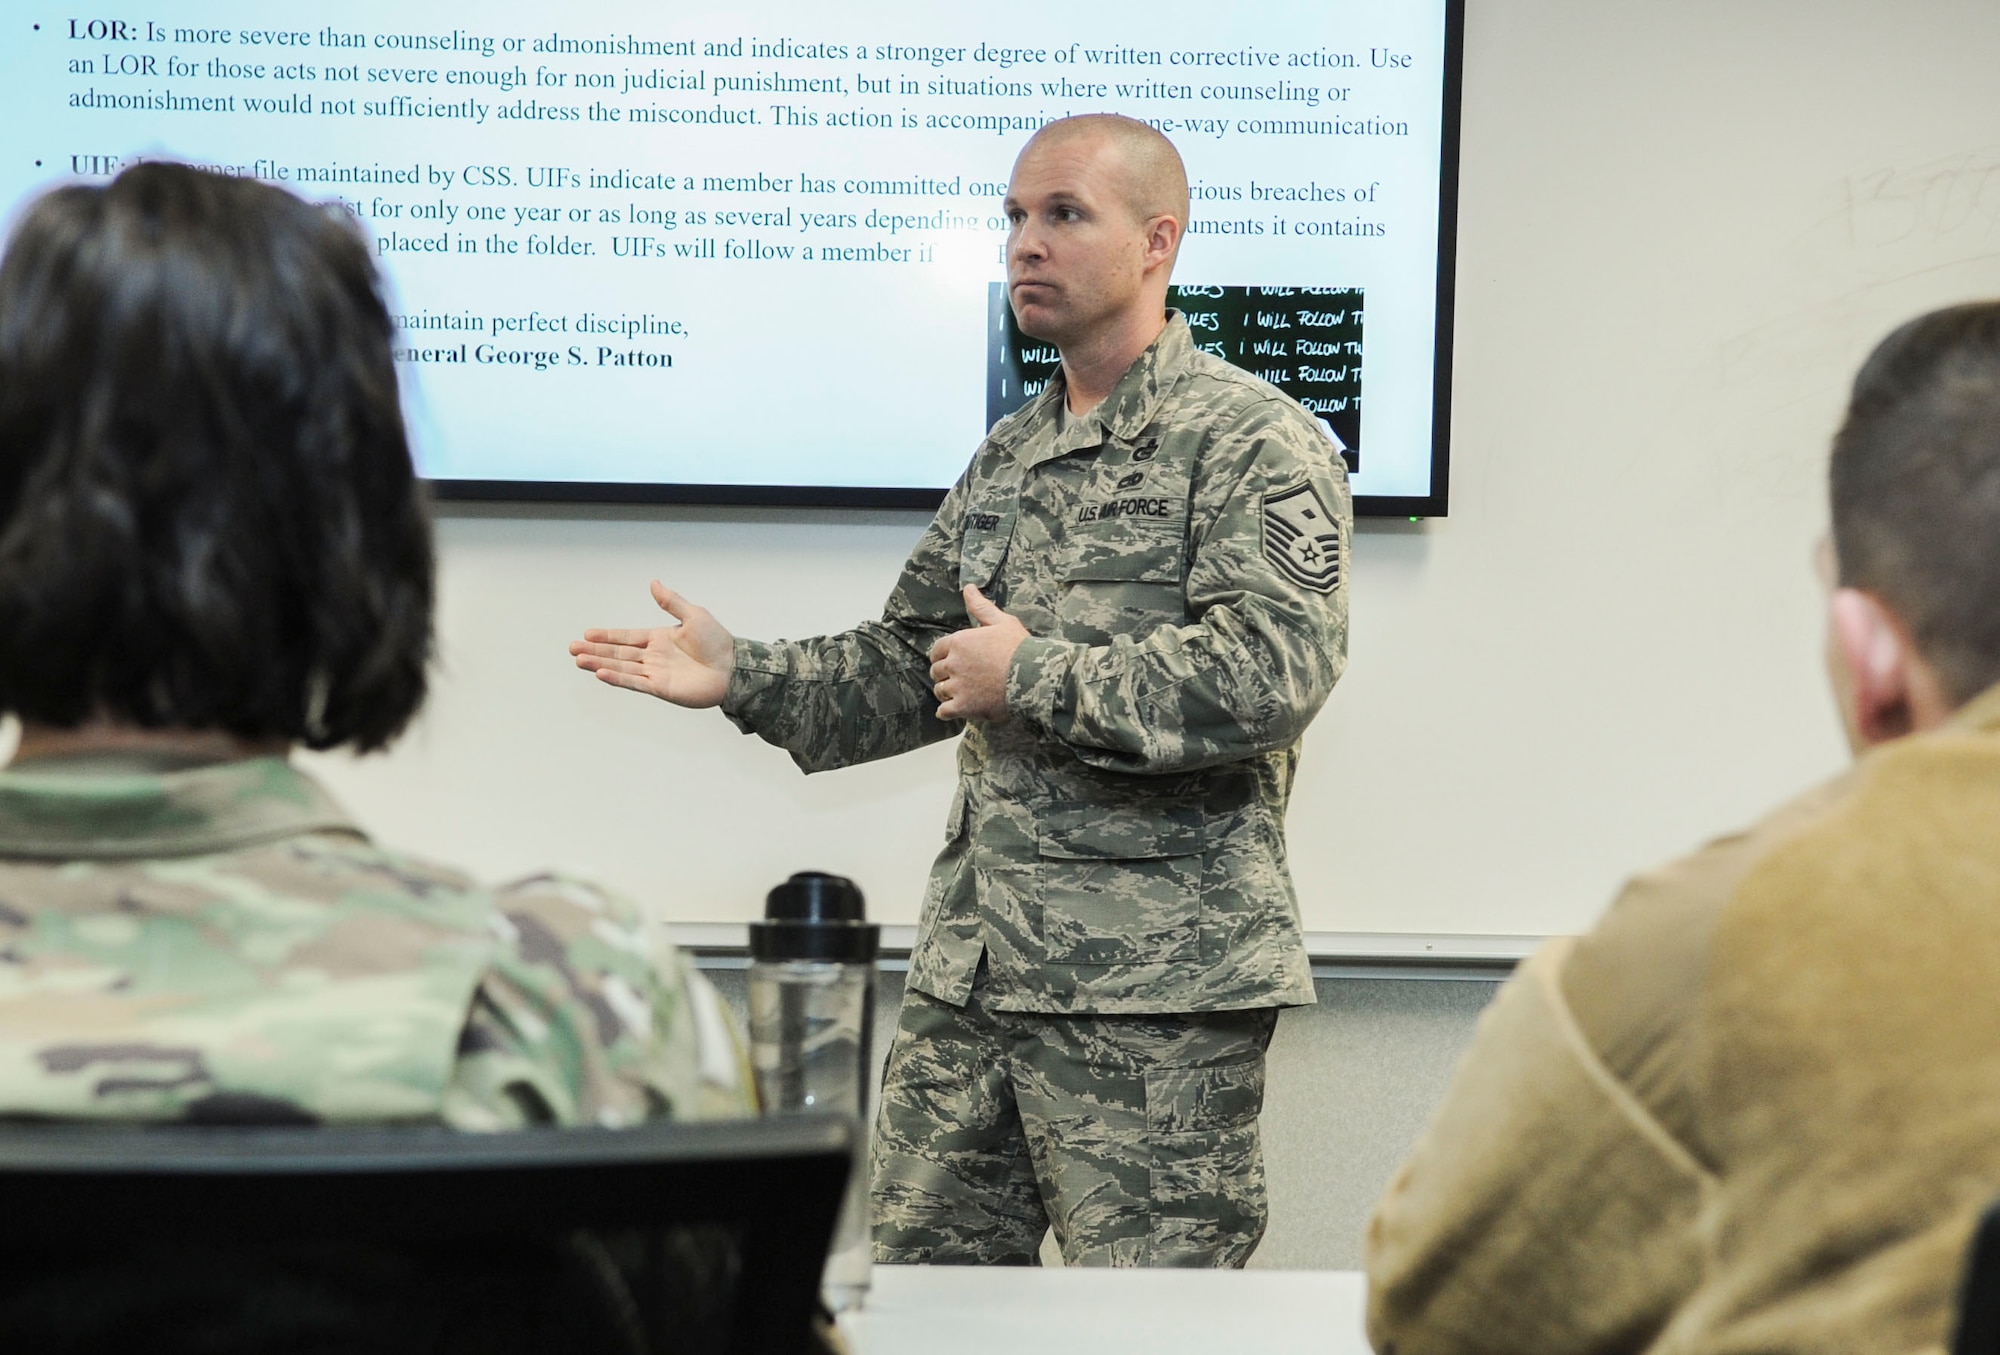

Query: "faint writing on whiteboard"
<box><xmin>1842</xmin><ymin>151</ymin><xmax>2000</xmax><ymax>249</ymax></box>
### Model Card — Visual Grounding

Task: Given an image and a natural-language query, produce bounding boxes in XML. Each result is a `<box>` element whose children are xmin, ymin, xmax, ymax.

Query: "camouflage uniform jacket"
<box><xmin>724</xmin><ymin>315</ymin><xmax>1347</xmax><ymax>1015</ymax></box>
<box><xmin>0</xmin><ymin>754</ymin><xmax>750</xmax><ymax>1127</ymax></box>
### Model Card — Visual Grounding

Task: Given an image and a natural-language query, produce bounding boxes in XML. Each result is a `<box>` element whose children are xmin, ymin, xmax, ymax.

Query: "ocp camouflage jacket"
<box><xmin>0</xmin><ymin>755</ymin><xmax>750</xmax><ymax>1125</ymax></box>
<box><xmin>724</xmin><ymin>315</ymin><xmax>1348</xmax><ymax>1014</ymax></box>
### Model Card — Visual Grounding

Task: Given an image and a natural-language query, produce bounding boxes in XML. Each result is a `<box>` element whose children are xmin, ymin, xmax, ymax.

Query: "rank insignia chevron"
<box><xmin>1261</xmin><ymin>482</ymin><xmax>1343</xmax><ymax>593</ymax></box>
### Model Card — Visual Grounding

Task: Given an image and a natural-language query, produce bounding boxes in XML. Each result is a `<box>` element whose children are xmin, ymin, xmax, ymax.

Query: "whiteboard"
<box><xmin>301</xmin><ymin>0</ymin><xmax>2000</xmax><ymax>942</ymax></box>
<box><xmin>12</xmin><ymin>0</ymin><xmax>2000</xmax><ymax>946</ymax></box>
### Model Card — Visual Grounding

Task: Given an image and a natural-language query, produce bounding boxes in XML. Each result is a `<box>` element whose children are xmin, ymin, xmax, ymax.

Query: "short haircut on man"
<box><xmin>1830</xmin><ymin>300</ymin><xmax>2000</xmax><ymax>703</ymax></box>
<box><xmin>1028</xmin><ymin>113</ymin><xmax>1192</xmax><ymax>232</ymax></box>
<box><xmin>0</xmin><ymin>162</ymin><xmax>432</xmax><ymax>751</ymax></box>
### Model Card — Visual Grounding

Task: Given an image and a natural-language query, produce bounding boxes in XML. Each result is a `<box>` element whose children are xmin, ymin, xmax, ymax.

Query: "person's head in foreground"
<box><xmin>0</xmin><ymin>161</ymin><xmax>430</xmax><ymax>754</ymax></box>
<box><xmin>1824</xmin><ymin>303</ymin><xmax>2000</xmax><ymax>748</ymax></box>
<box><xmin>1366</xmin><ymin>301</ymin><xmax>2000</xmax><ymax>1355</ymax></box>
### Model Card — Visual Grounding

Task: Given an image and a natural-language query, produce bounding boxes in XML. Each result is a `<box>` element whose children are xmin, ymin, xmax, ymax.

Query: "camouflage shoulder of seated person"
<box><xmin>0</xmin><ymin>841</ymin><xmax>748</xmax><ymax>1126</ymax></box>
<box><xmin>446</xmin><ymin>871</ymin><xmax>753</xmax><ymax>1128</ymax></box>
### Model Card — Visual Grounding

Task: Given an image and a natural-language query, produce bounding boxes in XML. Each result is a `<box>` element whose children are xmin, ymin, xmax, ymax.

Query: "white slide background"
<box><xmin>0</xmin><ymin>0</ymin><xmax>1452</xmax><ymax>499</ymax></box>
<box><xmin>4</xmin><ymin>0</ymin><xmax>1999</xmax><ymax>944</ymax></box>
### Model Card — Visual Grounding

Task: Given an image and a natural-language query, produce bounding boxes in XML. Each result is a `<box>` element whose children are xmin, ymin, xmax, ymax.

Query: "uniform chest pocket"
<box><xmin>959</xmin><ymin>518</ymin><xmax>1015</xmax><ymax>593</ymax></box>
<box><xmin>957</xmin><ymin>461</ymin><xmax>1022</xmax><ymax>594</ymax></box>
<box><xmin>1038</xmin><ymin>801</ymin><xmax>1203</xmax><ymax>966</ymax></box>
<box><xmin>1057</xmin><ymin>535</ymin><xmax>1187</xmax><ymax>646</ymax></box>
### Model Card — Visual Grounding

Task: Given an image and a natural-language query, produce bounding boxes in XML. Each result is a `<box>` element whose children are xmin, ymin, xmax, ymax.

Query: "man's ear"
<box><xmin>1143</xmin><ymin>213</ymin><xmax>1182</xmax><ymax>272</ymax></box>
<box><xmin>1829</xmin><ymin>588</ymin><xmax>1917</xmax><ymax>747</ymax></box>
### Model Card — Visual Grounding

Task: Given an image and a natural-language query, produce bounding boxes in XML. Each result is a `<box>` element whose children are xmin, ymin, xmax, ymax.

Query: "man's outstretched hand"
<box><xmin>570</xmin><ymin>581</ymin><xmax>736</xmax><ymax>708</ymax></box>
<box><xmin>930</xmin><ymin>586</ymin><xmax>1030</xmax><ymax>723</ymax></box>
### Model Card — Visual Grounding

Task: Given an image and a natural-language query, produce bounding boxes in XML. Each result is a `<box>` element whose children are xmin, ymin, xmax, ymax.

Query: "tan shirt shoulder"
<box><xmin>1559</xmin><ymin>771</ymin><xmax>1856</xmax><ymax>1160</ymax></box>
<box><xmin>1365</xmin><ymin>770</ymin><xmax>1858</xmax><ymax>1355</ymax></box>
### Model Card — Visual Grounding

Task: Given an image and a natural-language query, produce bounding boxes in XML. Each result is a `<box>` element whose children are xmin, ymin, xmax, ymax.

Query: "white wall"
<box><xmin>293</xmin><ymin>0</ymin><xmax>2000</xmax><ymax>940</ymax></box>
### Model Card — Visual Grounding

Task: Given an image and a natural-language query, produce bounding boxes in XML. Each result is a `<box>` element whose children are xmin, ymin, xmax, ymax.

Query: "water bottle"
<box><xmin>747</xmin><ymin>871</ymin><xmax>880</xmax><ymax>1313</ymax></box>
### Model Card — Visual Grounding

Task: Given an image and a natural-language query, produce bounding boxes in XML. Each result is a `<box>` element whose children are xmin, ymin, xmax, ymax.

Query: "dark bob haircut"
<box><xmin>0</xmin><ymin>162</ymin><xmax>431</xmax><ymax>751</ymax></box>
<box><xmin>1831</xmin><ymin>300</ymin><xmax>2000</xmax><ymax>706</ymax></box>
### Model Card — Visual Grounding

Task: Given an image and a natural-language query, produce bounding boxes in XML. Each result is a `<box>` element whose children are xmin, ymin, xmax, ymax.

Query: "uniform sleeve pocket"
<box><xmin>1037</xmin><ymin>802</ymin><xmax>1202</xmax><ymax>965</ymax></box>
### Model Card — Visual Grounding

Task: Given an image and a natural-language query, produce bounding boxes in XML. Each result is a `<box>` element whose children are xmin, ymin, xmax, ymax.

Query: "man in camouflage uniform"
<box><xmin>573</xmin><ymin>115</ymin><xmax>1349</xmax><ymax>1265</ymax></box>
<box><xmin>0</xmin><ymin>748</ymin><xmax>747</xmax><ymax>1127</ymax></box>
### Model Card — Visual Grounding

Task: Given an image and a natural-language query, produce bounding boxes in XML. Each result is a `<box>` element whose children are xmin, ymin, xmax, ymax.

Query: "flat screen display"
<box><xmin>0</xmin><ymin>0</ymin><xmax>1462</xmax><ymax>515</ymax></box>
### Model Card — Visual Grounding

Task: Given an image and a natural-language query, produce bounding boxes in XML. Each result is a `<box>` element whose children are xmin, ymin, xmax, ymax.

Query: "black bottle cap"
<box><xmin>749</xmin><ymin>872</ymin><xmax>880</xmax><ymax>963</ymax></box>
<box><xmin>764</xmin><ymin>871</ymin><xmax>868</xmax><ymax>923</ymax></box>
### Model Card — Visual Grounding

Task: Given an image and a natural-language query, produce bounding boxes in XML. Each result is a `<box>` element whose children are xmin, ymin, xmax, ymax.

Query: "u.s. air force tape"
<box><xmin>1261</xmin><ymin>482</ymin><xmax>1342</xmax><ymax>593</ymax></box>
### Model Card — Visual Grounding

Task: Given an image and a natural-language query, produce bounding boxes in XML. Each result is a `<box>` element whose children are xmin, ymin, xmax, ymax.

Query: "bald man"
<box><xmin>571</xmin><ymin>116</ymin><xmax>1351</xmax><ymax>1267</ymax></box>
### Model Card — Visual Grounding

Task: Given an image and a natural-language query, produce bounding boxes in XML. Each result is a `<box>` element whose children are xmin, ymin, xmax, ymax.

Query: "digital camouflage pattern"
<box><xmin>0</xmin><ymin>754</ymin><xmax>749</xmax><ymax>1127</ymax></box>
<box><xmin>724</xmin><ymin>314</ymin><xmax>1347</xmax><ymax>1015</ymax></box>
<box><xmin>871</xmin><ymin>976</ymin><xmax>1277</xmax><ymax>1266</ymax></box>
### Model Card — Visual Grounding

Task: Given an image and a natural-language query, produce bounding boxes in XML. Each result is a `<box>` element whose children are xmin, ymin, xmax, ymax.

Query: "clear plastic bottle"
<box><xmin>747</xmin><ymin>872</ymin><xmax>879</xmax><ymax>1313</ymax></box>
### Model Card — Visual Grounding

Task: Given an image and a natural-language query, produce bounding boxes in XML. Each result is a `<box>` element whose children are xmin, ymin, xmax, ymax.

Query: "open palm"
<box><xmin>569</xmin><ymin>581</ymin><xmax>735</xmax><ymax>708</ymax></box>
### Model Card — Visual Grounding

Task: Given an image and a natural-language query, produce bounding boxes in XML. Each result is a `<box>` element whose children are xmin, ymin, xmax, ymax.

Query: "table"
<box><xmin>837</xmin><ymin>1265</ymin><xmax>1371</xmax><ymax>1355</ymax></box>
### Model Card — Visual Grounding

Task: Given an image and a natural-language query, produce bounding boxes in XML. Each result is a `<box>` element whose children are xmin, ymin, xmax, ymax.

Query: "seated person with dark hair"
<box><xmin>0</xmin><ymin>163</ymin><xmax>747</xmax><ymax>1128</ymax></box>
<box><xmin>1367</xmin><ymin>301</ymin><xmax>2000</xmax><ymax>1353</ymax></box>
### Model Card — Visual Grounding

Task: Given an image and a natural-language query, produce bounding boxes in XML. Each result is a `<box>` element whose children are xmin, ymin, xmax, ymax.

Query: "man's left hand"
<box><xmin>930</xmin><ymin>587</ymin><xmax>1030</xmax><ymax>723</ymax></box>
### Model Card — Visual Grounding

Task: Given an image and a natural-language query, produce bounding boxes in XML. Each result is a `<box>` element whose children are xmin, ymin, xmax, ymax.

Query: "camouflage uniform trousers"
<box><xmin>870</xmin><ymin>964</ymin><xmax>1279</xmax><ymax>1267</ymax></box>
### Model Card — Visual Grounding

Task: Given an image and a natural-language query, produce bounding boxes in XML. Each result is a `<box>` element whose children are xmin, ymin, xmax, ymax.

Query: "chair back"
<box><xmin>1956</xmin><ymin>1197</ymin><xmax>2000</xmax><ymax>1355</ymax></box>
<box><xmin>0</xmin><ymin>1114</ymin><xmax>853</xmax><ymax>1355</ymax></box>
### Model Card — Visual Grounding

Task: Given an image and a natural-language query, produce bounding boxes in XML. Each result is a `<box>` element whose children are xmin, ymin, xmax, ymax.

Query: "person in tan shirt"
<box><xmin>1366</xmin><ymin>300</ymin><xmax>2000</xmax><ymax>1355</ymax></box>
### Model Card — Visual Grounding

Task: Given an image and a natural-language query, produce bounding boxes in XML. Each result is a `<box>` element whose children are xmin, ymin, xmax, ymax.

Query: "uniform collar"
<box><xmin>0</xmin><ymin>754</ymin><xmax>362</xmax><ymax>860</ymax></box>
<box><xmin>994</xmin><ymin>313</ymin><xmax>1197</xmax><ymax>464</ymax></box>
<box><xmin>1949</xmin><ymin>680</ymin><xmax>2000</xmax><ymax>736</ymax></box>
<box><xmin>1093</xmin><ymin>311</ymin><xmax>1196</xmax><ymax>444</ymax></box>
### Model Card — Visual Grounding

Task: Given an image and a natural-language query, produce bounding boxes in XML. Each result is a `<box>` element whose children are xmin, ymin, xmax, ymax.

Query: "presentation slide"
<box><xmin>0</xmin><ymin>0</ymin><xmax>1459</xmax><ymax>512</ymax></box>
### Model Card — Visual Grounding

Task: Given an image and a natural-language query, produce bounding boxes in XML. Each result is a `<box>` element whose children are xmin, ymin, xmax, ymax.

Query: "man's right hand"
<box><xmin>569</xmin><ymin>581</ymin><xmax>736</xmax><ymax>709</ymax></box>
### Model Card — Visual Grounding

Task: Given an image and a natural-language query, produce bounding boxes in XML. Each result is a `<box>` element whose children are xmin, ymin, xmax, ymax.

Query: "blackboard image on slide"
<box><xmin>988</xmin><ymin>283</ymin><xmax>1365</xmax><ymax>473</ymax></box>
<box><xmin>0</xmin><ymin>0</ymin><xmax>1459</xmax><ymax>515</ymax></box>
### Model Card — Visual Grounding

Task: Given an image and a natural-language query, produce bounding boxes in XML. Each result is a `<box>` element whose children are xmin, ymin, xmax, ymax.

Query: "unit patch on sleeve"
<box><xmin>1261</xmin><ymin>482</ymin><xmax>1343</xmax><ymax>593</ymax></box>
